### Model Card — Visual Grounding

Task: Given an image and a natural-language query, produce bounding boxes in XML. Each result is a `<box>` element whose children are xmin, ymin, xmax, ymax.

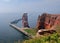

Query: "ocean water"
<box><xmin>0</xmin><ymin>13</ymin><xmax>39</xmax><ymax>42</ymax></box>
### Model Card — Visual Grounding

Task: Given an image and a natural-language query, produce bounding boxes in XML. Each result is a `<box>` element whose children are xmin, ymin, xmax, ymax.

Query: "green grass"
<box><xmin>23</xmin><ymin>25</ymin><xmax>60</xmax><ymax>43</ymax></box>
<box><xmin>24</xmin><ymin>28</ymin><xmax>37</xmax><ymax>36</ymax></box>
<box><xmin>23</xmin><ymin>33</ymin><xmax>60</xmax><ymax>43</ymax></box>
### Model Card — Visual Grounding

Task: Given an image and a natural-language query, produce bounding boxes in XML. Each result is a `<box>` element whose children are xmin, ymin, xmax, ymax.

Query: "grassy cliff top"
<box><xmin>24</xmin><ymin>28</ymin><xmax>37</xmax><ymax>36</ymax></box>
<box><xmin>23</xmin><ymin>33</ymin><xmax>60</xmax><ymax>43</ymax></box>
<box><xmin>23</xmin><ymin>25</ymin><xmax>60</xmax><ymax>43</ymax></box>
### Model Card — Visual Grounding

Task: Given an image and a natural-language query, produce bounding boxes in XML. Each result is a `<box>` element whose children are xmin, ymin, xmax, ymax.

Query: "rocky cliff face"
<box><xmin>36</xmin><ymin>13</ymin><xmax>60</xmax><ymax>30</ymax></box>
<box><xmin>22</xmin><ymin>13</ymin><xmax>30</xmax><ymax>28</ymax></box>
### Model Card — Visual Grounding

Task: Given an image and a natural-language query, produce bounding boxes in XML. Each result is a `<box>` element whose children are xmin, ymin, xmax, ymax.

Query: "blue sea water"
<box><xmin>0</xmin><ymin>13</ymin><xmax>39</xmax><ymax>42</ymax></box>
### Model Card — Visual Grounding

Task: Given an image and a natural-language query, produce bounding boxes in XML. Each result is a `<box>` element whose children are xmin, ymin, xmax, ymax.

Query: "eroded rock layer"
<box><xmin>36</xmin><ymin>13</ymin><xmax>60</xmax><ymax>30</ymax></box>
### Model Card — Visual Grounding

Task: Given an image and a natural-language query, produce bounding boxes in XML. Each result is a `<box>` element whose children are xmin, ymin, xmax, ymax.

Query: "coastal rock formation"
<box><xmin>36</xmin><ymin>13</ymin><xmax>60</xmax><ymax>30</ymax></box>
<box><xmin>22</xmin><ymin>13</ymin><xmax>30</xmax><ymax>28</ymax></box>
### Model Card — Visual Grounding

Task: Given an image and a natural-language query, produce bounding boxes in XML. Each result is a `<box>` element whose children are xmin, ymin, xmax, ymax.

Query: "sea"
<box><xmin>0</xmin><ymin>13</ymin><xmax>39</xmax><ymax>43</ymax></box>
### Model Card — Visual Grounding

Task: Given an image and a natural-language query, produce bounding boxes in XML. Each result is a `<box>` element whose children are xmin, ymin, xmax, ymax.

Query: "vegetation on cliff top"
<box><xmin>23</xmin><ymin>33</ymin><xmax>60</xmax><ymax>43</ymax></box>
<box><xmin>24</xmin><ymin>28</ymin><xmax>37</xmax><ymax>36</ymax></box>
<box><xmin>23</xmin><ymin>25</ymin><xmax>60</xmax><ymax>43</ymax></box>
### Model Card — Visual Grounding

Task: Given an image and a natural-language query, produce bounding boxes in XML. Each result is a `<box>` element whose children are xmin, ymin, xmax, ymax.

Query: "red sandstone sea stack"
<box><xmin>22</xmin><ymin>13</ymin><xmax>30</xmax><ymax>28</ymax></box>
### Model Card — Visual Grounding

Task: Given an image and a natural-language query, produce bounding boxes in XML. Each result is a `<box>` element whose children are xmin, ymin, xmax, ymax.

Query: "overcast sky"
<box><xmin>0</xmin><ymin>0</ymin><xmax>60</xmax><ymax>14</ymax></box>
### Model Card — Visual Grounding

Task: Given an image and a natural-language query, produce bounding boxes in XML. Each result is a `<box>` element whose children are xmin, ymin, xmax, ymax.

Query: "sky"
<box><xmin>0</xmin><ymin>0</ymin><xmax>60</xmax><ymax>14</ymax></box>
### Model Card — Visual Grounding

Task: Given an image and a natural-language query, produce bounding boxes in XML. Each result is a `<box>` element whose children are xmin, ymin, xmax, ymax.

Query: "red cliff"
<box><xmin>36</xmin><ymin>13</ymin><xmax>60</xmax><ymax>30</ymax></box>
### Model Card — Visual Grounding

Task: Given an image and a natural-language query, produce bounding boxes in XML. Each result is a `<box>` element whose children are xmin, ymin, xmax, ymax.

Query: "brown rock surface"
<box><xmin>22</xmin><ymin>13</ymin><xmax>30</xmax><ymax>28</ymax></box>
<box><xmin>36</xmin><ymin>13</ymin><xmax>60</xmax><ymax>30</ymax></box>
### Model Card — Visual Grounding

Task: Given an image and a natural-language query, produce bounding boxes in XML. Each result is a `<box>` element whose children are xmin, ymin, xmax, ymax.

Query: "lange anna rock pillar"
<box><xmin>22</xmin><ymin>13</ymin><xmax>30</xmax><ymax>28</ymax></box>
